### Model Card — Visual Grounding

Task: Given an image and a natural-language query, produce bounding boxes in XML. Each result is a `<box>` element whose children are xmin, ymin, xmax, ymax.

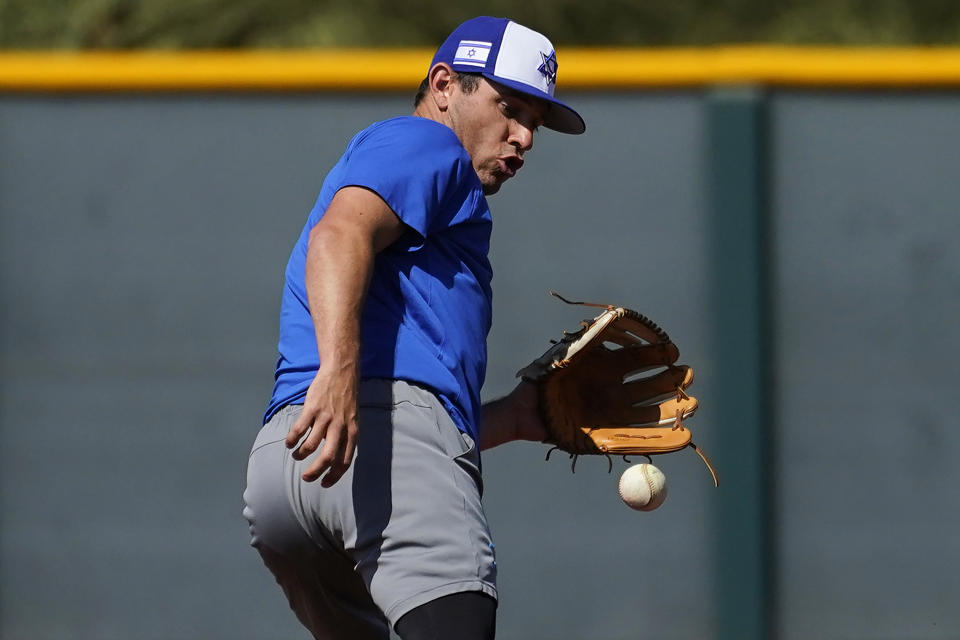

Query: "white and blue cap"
<box><xmin>430</xmin><ymin>16</ymin><xmax>585</xmax><ymax>135</ymax></box>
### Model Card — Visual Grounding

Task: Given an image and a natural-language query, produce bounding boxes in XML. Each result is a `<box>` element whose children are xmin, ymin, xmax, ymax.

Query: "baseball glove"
<box><xmin>517</xmin><ymin>293</ymin><xmax>718</xmax><ymax>486</ymax></box>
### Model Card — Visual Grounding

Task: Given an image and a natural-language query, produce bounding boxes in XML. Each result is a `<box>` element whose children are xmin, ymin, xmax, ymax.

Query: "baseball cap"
<box><xmin>430</xmin><ymin>16</ymin><xmax>585</xmax><ymax>135</ymax></box>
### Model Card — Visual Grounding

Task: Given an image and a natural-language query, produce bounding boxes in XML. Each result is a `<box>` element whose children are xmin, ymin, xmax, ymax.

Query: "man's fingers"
<box><xmin>341</xmin><ymin>425</ymin><xmax>358</xmax><ymax>467</ymax></box>
<box><xmin>320</xmin><ymin>425</ymin><xmax>358</xmax><ymax>488</ymax></box>
<box><xmin>285</xmin><ymin>414</ymin><xmax>311</xmax><ymax>448</ymax></box>
<box><xmin>301</xmin><ymin>422</ymin><xmax>344</xmax><ymax>482</ymax></box>
<box><xmin>293</xmin><ymin>418</ymin><xmax>327</xmax><ymax>461</ymax></box>
<box><xmin>319</xmin><ymin>462</ymin><xmax>348</xmax><ymax>488</ymax></box>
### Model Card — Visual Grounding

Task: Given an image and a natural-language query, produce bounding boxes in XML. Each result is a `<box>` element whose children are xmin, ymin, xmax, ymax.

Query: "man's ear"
<box><xmin>427</xmin><ymin>63</ymin><xmax>457</xmax><ymax>111</ymax></box>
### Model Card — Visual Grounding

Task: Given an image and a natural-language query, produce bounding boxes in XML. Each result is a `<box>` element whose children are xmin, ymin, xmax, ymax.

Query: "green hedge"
<box><xmin>2</xmin><ymin>0</ymin><xmax>959</xmax><ymax>49</ymax></box>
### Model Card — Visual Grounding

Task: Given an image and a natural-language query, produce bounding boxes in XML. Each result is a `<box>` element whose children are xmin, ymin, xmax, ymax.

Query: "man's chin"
<box><xmin>482</xmin><ymin>174</ymin><xmax>509</xmax><ymax>196</ymax></box>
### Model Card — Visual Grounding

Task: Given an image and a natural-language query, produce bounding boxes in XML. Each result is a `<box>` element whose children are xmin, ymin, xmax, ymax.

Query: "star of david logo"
<box><xmin>467</xmin><ymin>48</ymin><xmax>477</xmax><ymax>57</ymax></box>
<box><xmin>538</xmin><ymin>51</ymin><xmax>558</xmax><ymax>85</ymax></box>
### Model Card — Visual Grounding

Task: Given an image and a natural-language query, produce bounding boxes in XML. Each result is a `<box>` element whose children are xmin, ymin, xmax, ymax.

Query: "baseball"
<box><xmin>618</xmin><ymin>463</ymin><xmax>668</xmax><ymax>511</ymax></box>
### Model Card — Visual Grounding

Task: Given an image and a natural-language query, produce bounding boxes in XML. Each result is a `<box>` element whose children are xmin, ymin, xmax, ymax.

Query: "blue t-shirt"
<box><xmin>265</xmin><ymin>116</ymin><xmax>493</xmax><ymax>442</ymax></box>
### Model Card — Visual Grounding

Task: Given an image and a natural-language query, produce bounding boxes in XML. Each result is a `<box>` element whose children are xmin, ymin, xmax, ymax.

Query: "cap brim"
<box><xmin>481</xmin><ymin>73</ymin><xmax>585</xmax><ymax>135</ymax></box>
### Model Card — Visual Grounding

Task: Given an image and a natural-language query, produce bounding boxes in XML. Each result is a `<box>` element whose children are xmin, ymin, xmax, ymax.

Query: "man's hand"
<box><xmin>479</xmin><ymin>380</ymin><xmax>549</xmax><ymax>450</ymax></box>
<box><xmin>285</xmin><ymin>360</ymin><xmax>359</xmax><ymax>487</ymax></box>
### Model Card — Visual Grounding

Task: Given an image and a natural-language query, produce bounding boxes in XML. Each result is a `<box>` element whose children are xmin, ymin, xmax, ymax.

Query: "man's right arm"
<box><xmin>283</xmin><ymin>186</ymin><xmax>405</xmax><ymax>487</ymax></box>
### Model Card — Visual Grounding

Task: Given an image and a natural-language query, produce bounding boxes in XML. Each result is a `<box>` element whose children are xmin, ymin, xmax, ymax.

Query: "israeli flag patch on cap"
<box><xmin>454</xmin><ymin>40</ymin><xmax>492</xmax><ymax>67</ymax></box>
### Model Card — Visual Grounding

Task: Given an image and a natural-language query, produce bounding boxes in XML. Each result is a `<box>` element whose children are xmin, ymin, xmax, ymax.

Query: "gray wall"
<box><xmin>771</xmin><ymin>92</ymin><xmax>960</xmax><ymax>639</ymax></box>
<box><xmin>0</xmin><ymin>90</ymin><xmax>957</xmax><ymax>639</ymax></box>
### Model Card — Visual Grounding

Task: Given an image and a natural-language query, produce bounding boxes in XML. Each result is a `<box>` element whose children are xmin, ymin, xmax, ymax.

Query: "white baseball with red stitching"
<box><xmin>618</xmin><ymin>463</ymin><xmax>668</xmax><ymax>511</ymax></box>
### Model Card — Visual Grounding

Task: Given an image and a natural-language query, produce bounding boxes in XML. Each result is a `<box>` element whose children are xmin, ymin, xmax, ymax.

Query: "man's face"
<box><xmin>446</xmin><ymin>77</ymin><xmax>548</xmax><ymax>195</ymax></box>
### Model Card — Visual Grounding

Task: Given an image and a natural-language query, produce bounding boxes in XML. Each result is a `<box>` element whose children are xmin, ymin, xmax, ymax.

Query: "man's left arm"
<box><xmin>479</xmin><ymin>381</ymin><xmax>548</xmax><ymax>450</ymax></box>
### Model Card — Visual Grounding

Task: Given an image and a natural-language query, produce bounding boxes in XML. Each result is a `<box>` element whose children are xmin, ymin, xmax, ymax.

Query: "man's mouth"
<box><xmin>499</xmin><ymin>156</ymin><xmax>524</xmax><ymax>178</ymax></box>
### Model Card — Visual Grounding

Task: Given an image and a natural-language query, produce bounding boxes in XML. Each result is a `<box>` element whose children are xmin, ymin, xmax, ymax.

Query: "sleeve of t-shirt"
<box><xmin>336</xmin><ymin>119</ymin><xmax>474</xmax><ymax>240</ymax></box>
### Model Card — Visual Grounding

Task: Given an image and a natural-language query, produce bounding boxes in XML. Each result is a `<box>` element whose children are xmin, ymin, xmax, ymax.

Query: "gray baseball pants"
<box><xmin>243</xmin><ymin>379</ymin><xmax>497</xmax><ymax>639</ymax></box>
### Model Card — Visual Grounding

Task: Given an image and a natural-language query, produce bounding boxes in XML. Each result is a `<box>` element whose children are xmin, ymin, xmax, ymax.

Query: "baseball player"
<box><xmin>243</xmin><ymin>16</ymin><xmax>584</xmax><ymax>640</ymax></box>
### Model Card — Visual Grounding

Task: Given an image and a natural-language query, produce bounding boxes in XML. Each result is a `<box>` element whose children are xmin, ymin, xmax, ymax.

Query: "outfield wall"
<box><xmin>1</xmin><ymin>50</ymin><xmax>958</xmax><ymax>640</ymax></box>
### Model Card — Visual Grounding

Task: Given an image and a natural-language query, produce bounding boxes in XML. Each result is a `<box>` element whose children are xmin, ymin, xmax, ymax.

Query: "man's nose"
<box><xmin>509</xmin><ymin>122</ymin><xmax>534</xmax><ymax>153</ymax></box>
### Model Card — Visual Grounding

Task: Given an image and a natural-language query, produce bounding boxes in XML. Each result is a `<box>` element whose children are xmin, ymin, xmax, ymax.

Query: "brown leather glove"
<box><xmin>518</xmin><ymin>293</ymin><xmax>718</xmax><ymax>485</ymax></box>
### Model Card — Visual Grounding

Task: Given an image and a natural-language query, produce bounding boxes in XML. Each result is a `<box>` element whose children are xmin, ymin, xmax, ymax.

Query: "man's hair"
<box><xmin>413</xmin><ymin>72</ymin><xmax>482</xmax><ymax>107</ymax></box>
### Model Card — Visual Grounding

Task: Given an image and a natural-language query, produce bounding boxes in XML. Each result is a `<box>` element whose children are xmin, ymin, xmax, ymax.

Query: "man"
<box><xmin>243</xmin><ymin>16</ymin><xmax>585</xmax><ymax>640</ymax></box>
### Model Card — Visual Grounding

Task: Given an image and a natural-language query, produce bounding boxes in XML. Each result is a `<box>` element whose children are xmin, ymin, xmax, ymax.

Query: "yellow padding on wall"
<box><xmin>2</xmin><ymin>47</ymin><xmax>960</xmax><ymax>91</ymax></box>
<box><xmin>0</xmin><ymin>50</ymin><xmax>433</xmax><ymax>91</ymax></box>
<box><xmin>563</xmin><ymin>47</ymin><xmax>960</xmax><ymax>87</ymax></box>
